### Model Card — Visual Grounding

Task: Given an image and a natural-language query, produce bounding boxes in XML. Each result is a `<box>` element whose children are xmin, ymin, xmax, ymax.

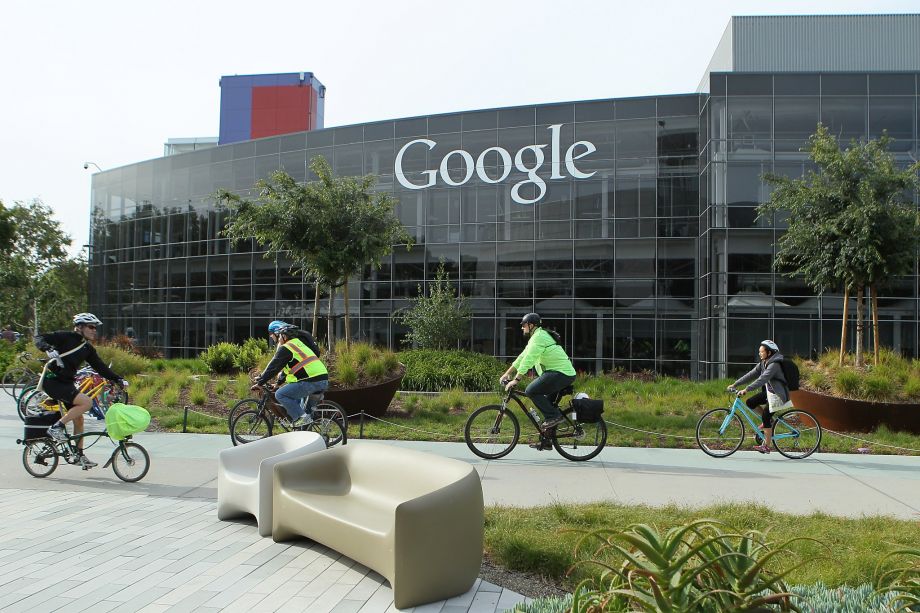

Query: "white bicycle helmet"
<box><xmin>73</xmin><ymin>312</ymin><xmax>102</xmax><ymax>326</ymax></box>
<box><xmin>760</xmin><ymin>339</ymin><xmax>779</xmax><ymax>353</ymax></box>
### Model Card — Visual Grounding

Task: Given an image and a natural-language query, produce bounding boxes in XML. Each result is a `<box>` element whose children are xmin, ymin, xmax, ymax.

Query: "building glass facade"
<box><xmin>88</xmin><ymin>75</ymin><xmax>920</xmax><ymax>379</ymax></box>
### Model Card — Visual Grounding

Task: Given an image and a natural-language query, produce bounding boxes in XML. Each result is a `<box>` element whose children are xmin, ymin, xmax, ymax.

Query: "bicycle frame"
<box><xmin>502</xmin><ymin>388</ymin><xmax>575</xmax><ymax>437</ymax></box>
<box><xmin>46</xmin><ymin>430</ymin><xmax>133</xmax><ymax>467</ymax></box>
<box><xmin>721</xmin><ymin>395</ymin><xmax>802</xmax><ymax>442</ymax></box>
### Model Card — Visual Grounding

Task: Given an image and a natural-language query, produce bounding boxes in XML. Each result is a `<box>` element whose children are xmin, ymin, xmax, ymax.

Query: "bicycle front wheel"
<box><xmin>552</xmin><ymin>419</ymin><xmax>607</xmax><ymax>461</ymax></box>
<box><xmin>111</xmin><ymin>442</ymin><xmax>150</xmax><ymax>482</ymax></box>
<box><xmin>227</xmin><ymin>398</ymin><xmax>260</xmax><ymax>432</ymax></box>
<box><xmin>696</xmin><ymin>408</ymin><xmax>745</xmax><ymax>458</ymax></box>
<box><xmin>230</xmin><ymin>410</ymin><xmax>271</xmax><ymax>445</ymax></box>
<box><xmin>3</xmin><ymin>367</ymin><xmax>28</xmax><ymax>398</ymax></box>
<box><xmin>465</xmin><ymin>405</ymin><xmax>520</xmax><ymax>459</ymax></box>
<box><xmin>772</xmin><ymin>409</ymin><xmax>822</xmax><ymax>459</ymax></box>
<box><xmin>19</xmin><ymin>388</ymin><xmax>54</xmax><ymax>421</ymax></box>
<box><xmin>22</xmin><ymin>440</ymin><xmax>58</xmax><ymax>478</ymax></box>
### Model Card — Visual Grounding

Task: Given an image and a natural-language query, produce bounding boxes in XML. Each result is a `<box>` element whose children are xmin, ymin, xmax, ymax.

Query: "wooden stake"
<box><xmin>839</xmin><ymin>286</ymin><xmax>849</xmax><ymax>367</ymax></box>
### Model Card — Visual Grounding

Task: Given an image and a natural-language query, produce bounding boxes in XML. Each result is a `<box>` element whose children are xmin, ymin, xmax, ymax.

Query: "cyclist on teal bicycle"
<box><xmin>728</xmin><ymin>339</ymin><xmax>791</xmax><ymax>454</ymax></box>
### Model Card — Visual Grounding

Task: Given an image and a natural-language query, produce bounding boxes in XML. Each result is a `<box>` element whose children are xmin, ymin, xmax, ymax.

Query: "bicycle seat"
<box><xmin>550</xmin><ymin>385</ymin><xmax>575</xmax><ymax>407</ymax></box>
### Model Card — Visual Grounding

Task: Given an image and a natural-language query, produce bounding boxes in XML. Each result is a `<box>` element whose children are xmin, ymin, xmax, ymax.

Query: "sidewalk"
<box><xmin>2</xmin><ymin>394</ymin><xmax>920</xmax><ymax>612</ymax></box>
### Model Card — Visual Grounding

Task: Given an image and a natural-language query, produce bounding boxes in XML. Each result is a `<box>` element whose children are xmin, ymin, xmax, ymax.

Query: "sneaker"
<box><xmin>528</xmin><ymin>440</ymin><xmax>553</xmax><ymax>451</ymax></box>
<box><xmin>752</xmin><ymin>444</ymin><xmax>771</xmax><ymax>454</ymax></box>
<box><xmin>47</xmin><ymin>424</ymin><xmax>68</xmax><ymax>441</ymax></box>
<box><xmin>540</xmin><ymin>416</ymin><xmax>565</xmax><ymax>431</ymax></box>
<box><xmin>77</xmin><ymin>455</ymin><xmax>98</xmax><ymax>470</ymax></box>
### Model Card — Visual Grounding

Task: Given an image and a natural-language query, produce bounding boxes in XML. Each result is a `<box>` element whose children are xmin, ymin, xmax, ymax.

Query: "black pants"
<box><xmin>525</xmin><ymin>371</ymin><xmax>576</xmax><ymax>420</ymax></box>
<box><xmin>746</xmin><ymin>390</ymin><xmax>772</xmax><ymax>429</ymax></box>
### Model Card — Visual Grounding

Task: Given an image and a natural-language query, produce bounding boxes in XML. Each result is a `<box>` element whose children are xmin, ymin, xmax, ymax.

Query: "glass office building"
<box><xmin>88</xmin><ymin>16</ymin><xmax>920</xmax><ymax>378</ymax></box>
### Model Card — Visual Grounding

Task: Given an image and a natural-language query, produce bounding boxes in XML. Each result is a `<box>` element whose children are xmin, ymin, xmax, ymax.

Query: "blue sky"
<box><xmin>1</xmin><ymin>0</ymin><xmax>917</xmax><ymax>254</ymax></box>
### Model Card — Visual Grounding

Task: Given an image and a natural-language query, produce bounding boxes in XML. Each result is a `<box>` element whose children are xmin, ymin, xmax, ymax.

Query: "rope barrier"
<box><xmin>181</xmin><ymin>405</ymin><xmax>226</xmax><ymax>432</ymax></box>
<box><xmin>821</xmin><ymin>428</ymin><xmax>920</xmax><ymax>454</ymax></box>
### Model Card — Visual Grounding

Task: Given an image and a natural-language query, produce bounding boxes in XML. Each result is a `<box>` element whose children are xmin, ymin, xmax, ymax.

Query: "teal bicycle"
<box><xmin>696</xmin><ymin>394</ymin><xmax>822</xmax><ymax>459</ymax></box>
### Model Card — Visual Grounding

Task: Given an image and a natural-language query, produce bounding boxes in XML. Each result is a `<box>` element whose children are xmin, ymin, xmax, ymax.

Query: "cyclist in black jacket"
<box><xmin>34</xmin><ymin>313</ymin><xmax>127</xmax><ymax>468</ymax></box>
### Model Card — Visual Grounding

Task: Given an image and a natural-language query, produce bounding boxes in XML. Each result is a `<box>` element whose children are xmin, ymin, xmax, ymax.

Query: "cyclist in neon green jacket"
<box><xmin>500</xmin><ymin>313</ymin><xmax>576</xmax><ymax>437</ymax></box>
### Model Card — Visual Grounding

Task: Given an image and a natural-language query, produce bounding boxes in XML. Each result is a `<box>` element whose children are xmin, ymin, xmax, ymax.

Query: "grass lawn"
<box><xmin>132</xmin><ymin>369</ymin><xmax>920</xmax><ymax>455</ymax></box>
<box><xmin>485</xmin><ymin>501</ymin><xmax>920</xmax><ymax>590</ymax></box>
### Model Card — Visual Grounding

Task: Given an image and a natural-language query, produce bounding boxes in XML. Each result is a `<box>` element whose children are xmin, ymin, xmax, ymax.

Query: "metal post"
<box><xmin>182</xmin><ymin>405</ymin><xmax>189</xmax><ymax>433</ymax></box>
<box><xmin>359</xmin><ymin>411</ymin><xmax>364</xmax><ymax>439</ymax></box>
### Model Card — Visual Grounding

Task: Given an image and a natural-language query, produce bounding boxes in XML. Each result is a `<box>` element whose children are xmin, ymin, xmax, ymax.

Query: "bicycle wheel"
<box><xmin>111</xmin><ymin>442</ymin><xmax>150</xmax><ymax>482</ymax></box>
<box><xmin>304</xmin><ymin>416</ymin><xmax>347</xmax><ymax>448</ymax></box>
<box><xmin>227</xmin><ymin>398</ymin><xmax>260</xmax><ymax>432</ymax></box>
<box><xmin>465</xmin><ymin>405</ymin><xmax>520</xmax><ymax>459</ymax></box>
<box><xmin>552</xmin><ymin>419</ymin><xmax>607</xmax><ymax>461</ymax></box>
<box><xmin>11</xmin><ymin>371</ymin><xmax>38</xmax><ymax>401</ymax></box>
<box><xmin>22</xmin><ymin>440</ymin><xmax>58</xmax><ymax>478</ymax></box>
<box><xmin>230</xmin><ymin>410</ymin><xmax>272</xmax><ymax>445</ymax></box>
<box><xmin>19</xmin><ymin>388</ymin><xmax>55</xmax><ymax>421</ymax></box>
<box><xmin>772</xmin><ymin>409</ymin><xmax>822</xmax><ymax>459</ymax></box>
<box><xmin>3</xmin><ymin>367</ymin><xmax>28</xmax><ymax>397</ymax></box>
<box><xmin>313</xmin><ymin>400</ymin><xmax>348</xmax><ymax>445</ymax></box>
<box><xmin>696</xmin><ymin>408</ymin><xmax>746</xmax><ymax>458</ymax></box>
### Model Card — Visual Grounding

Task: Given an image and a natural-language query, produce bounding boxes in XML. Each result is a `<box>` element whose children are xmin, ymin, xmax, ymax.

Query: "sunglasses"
<box><xmin>84</xmin><ymin>325</ymin><xmax>97</xmax><ymax>330</ymax></box>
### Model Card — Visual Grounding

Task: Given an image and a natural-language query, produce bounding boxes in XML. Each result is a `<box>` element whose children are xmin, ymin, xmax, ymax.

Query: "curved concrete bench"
<box><xmin>217</xmin><ymin>431</ymin><xmax>326</xmax><ymax>536</ymax></box>
<box><xmin>271</xmin><ymin>442</ymin><xmax>484</xmax><ymax>609</ymax></box>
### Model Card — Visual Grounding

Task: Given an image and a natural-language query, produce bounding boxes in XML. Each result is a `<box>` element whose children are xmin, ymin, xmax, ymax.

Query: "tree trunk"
<box><xmin>854</xmin><ymin>286</ymin><xmax>864</xmax><ymax>367</ymax></box>
<box><xmin>327</xmin><ymin>285</ymin><xmax>335</xmax><ymax>353</ymax></box>
<box><xmin>871</xmin><ymin>285</ymin><xmax>880</xmax><ymax>366</ymax></box>
<box><xmin>312</xmin><ymin>282</ymin><xmax>320</xmax><ymax>338</ymax></box>
<box><xmin>343</xmin><ymin>275</ymin><xmax>351</xmax><ymax>347</ymax></box>
<box><xmin>839</xmin><ymin>286</ymin><xmax>849</xmax><ymax>367</ymax></box>
<box><xmin>33</xmin><ymin>299</ymin><xmax>39</xmax><ymax>338</ymax></box>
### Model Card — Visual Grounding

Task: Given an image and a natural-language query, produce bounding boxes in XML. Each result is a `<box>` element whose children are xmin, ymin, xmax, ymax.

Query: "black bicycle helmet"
<box><xmin>520</xmin><ymin>313</ymin><xmax>542</xmax><ymax>326</ymax></box>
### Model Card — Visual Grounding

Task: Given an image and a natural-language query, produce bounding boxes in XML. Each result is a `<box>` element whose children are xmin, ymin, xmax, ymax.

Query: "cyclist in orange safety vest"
<box><xmin>251</xmin><ymin>321</ymin><xmax>329</xmax><ymax>426</ymax></box>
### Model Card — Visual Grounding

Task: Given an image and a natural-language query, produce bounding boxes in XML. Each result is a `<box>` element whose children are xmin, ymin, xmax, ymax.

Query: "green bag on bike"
<box><xmin>105</xmin><ymin>403</ymin><xmax>151</xmax><ymax>441</ymax></box>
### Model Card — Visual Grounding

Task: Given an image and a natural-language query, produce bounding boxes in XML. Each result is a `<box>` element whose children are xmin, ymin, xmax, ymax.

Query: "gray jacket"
<box><xmin>732</xmin><ymin>352</ymin><xmax>789</xmax><ymax>403</ymax></box>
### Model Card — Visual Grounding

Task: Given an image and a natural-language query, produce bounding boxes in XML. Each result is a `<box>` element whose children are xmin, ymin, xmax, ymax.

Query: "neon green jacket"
<box><xmin>512</xmin><ymin>328</ymin><xmax>576</xmax><ymax>377</ymax></box>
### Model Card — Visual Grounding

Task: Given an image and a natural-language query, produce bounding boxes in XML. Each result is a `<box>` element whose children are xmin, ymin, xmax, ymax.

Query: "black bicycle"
<box><xmin>229</xmin><ymin>385</ymin><xmax>347</xmax><ymax>447</ymax></box>
<box><xmin>464</xmin><ymin>385</ymin><xmax>607</xmax><ymax>461</ymax></box>
<box><xmin>19</xmin><ymin>430</ymin><xmax>150</xmax><ymax>482</ymax></box>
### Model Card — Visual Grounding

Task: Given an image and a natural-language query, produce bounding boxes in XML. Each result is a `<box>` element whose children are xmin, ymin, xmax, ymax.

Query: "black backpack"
<box><xmin>779</xmin><ymin>359</ymin><xmax>800</xmax><ymax>391</ymax></box>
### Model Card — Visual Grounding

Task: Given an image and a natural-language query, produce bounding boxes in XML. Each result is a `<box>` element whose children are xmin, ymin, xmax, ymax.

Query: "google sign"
<box><xmin>394</xmin><ymin>124</ymin><xmax>596</xmax><ymax>205</ymax></box>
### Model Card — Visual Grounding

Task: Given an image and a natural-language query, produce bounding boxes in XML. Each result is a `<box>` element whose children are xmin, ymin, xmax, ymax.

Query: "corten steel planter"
<box><xmin>324</xmin><ymin>365</ymin><xmax>405</xmax><ymax>418</ymax></box>
<box><xmin>791</xmin><ymin>388</ymin><xmax>920</xmax><ymax>434</ymax></box>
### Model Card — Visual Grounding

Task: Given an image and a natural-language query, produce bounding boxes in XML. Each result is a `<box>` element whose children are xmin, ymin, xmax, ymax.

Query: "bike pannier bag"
<box><xmin>24</xmin><ymin>411</ymin><xmax>60</xmax><ymax>441</ymax></box>
<box><xmin>105</xmin><ymin>403</ymin><xmax>151</xmax><ymax>441</ymax></box>
<box><xmin>779</xmin><ymin>358</ymin><xmax>800</xmax><ymax>391</ymax></box>
<box><xmin>571</xmin><ymin>397</ymin><xmax>604</xmax><ymax>423</ymax></box>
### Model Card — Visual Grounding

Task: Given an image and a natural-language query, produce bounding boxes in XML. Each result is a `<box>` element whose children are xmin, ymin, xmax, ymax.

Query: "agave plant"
<box><xmin>567</xmin><ymin>519</ymin><xmax>817</xmax><ymax>613</ymax></box>
<box><xmin>876</xmin><ymin>547</ymin><xmax>920</xmax><ymax>610</ymax></box>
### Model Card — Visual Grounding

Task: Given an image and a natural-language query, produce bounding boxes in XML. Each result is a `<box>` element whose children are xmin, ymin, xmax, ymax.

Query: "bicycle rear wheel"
<box><xmin>3</xmin><ymin>367</ymin><xmax>28</xmax><ymax>397</ymax></box>
<box><xmin>304</xmin><ymin>416</ymin><xmax>346</xmax><ymax>448</ymax></box>
<box><xmin>465</xmin><ymin>405</ymin><xmax>520</xmax><ymax>459</ymax></box>
<box><xmin>311</xmin><ymin>400</ymin><xmax>348</xmax><ymax>446</ymax></box>
<box><xmin>772</xmin><ymin>409</ymin><xmax>821</xmax><ymax>459</ymax></box>
<box><xmin>552</xmin><ymin>419</ymin><xmax>607</xmax><ymax>461</ymax></box>
<box><xmin>19</xmin><ymin>388</ymin><xmax>55</xmax><ymax>421</ymax></box>
<box><xmin>111</xmin><ymin>442</ymin><xmax>150</xmax><ymax>482</ymax></box>
<box><xmin>230</xmin><ymin>410</ymin><xmax>271</xmax><ymax>445</ymax></box>
<box><xmin>22</xmin><ymin>440</ymin><xmax>58</xmax><ymax>478</ymax></box>
<box><xmin>696</xmin><ymin>408</ymin><xmax>745</xmax><ymax>458</ymax></box>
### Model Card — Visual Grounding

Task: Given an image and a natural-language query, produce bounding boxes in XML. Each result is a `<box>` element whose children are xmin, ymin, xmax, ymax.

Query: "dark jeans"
<box><xmin>525</xmin><ymin>371</ymin><xmax>576</xmax><ymax>420</ymax></box>
<box><xmin>746</xmin><ymin>390</ymin><xmax>773</xmax><ymax>429</ymax></box>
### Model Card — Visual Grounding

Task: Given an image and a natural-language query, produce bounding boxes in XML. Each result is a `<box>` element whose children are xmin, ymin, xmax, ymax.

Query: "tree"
<box><xmin>760</xmin><ymin>125</ymin><xmax>920</xmax><ymax>366</ymax></box>
<box><xmin>396</xmin><ymin>260</ymin><xmax>472</xmax><ymax>349</ymax></box>
<box><xmin>0</xmin><ymin>199</ymin><xmax>79</xmax><ymax>336</ymax></box>
<box><xmin>220</xmin><ymin>157</ymin><xmax>412</xmax><ymax>349</ymax></box>
<box><xmin>0</xmin><ymin>200</ymin><xmax>15</xmax><ymax>252</ymax></box>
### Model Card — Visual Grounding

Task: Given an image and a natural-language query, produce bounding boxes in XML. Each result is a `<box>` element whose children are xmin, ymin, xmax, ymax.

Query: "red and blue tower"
<box><xmin>218</xmin><ymin>72</ymin><xmax>325</xmax><ymax>145</ymax></box>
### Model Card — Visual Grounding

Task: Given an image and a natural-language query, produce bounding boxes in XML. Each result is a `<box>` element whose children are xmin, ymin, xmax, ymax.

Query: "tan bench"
<box><xmin>271</xmin><ymin>442</ymin><xmax>483</xmax><ymax>609</ymax></box>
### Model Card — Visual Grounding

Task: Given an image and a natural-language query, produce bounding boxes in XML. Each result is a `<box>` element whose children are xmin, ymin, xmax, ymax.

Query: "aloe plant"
<box><xmin>568</xmin><ymin>520</ymin><xmax>813</xmax><ymax>612</ymax></box>
<box><xmin>876</xmin><ymin>547</ymin><xmax>920</xmax><ymax>610</ymax></box>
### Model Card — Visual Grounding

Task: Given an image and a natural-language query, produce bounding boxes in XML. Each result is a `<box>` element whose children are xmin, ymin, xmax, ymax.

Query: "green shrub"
<box><xmin>863</xmin><ymin>374</ymin><xmax>897</xmax><ymax>402</ymax></box>
<box><xmin>200</xmin><ymin>343</ymin><xmax>240</xmax><ymax>374</ymax></box>
<box><xmin>95</xmin><ymin>346</ymin><xmax>150</xmax><ymax>376</ymax></box>
<box><xmin>241</xmin><ymin>337</ymin><xmax>269</xmax><ymax>356</ymax></box>
<box><xmin>189</xmin><ymin>380</ymin><xmax>207</xmax><ymax>405</ymax></box>
<box><xmin>0</xmin><ymin>343</ymin><xmax>16</xmax><ymax>375</ymax></box>
<box><xmin>327</xmin><ymin>342</ymin><xmax>401</xmax><ymax>387</ymax></box>
<box><xmin>353</xmin><ymin>344</ymin><xmax>373</xmax><ymax>366</ymax></box>
<box><xmin>789</xmin><ymin>582</ymin><xmax>898</xmax><ymax>612</ymax></box>
<box><xmin>161</xmin><ymin>386</ymin><xmax>180</xmax><ymax>408</ymax></box>
<box><xmin>338</xmin><ymin>362</ymin><xmax>358</xmax><ymax>387</ymax></box>
<box><xmin>400</xmin><ymin>349</ymin><xmax>505</xmax><ymax>392</ymax></box>
<box><xmin>234</xmin><ymin>342</ymin><xmax>263</xmax><ymax>372</ymax></box>
<box><xmin>365</xmin><ymin>357</ymin><xmax>386</xmax><ymax>380</ymax></box>
<box><xmin>834</xmin><ymin>370</ymin><xmax>863</xmax><ymax>398</ymax></box>
<box><xmin>905</xmin><ymin>376</ymin><xmax>920</xmax><ymax>400</ymax></box>
<box><xmin>804</xmin><ymin>368</ymin><xmax>831</xmax><ymax>392</ymax></box>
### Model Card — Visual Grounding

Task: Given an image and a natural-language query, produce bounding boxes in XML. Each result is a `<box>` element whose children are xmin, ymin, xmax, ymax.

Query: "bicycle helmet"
<box><xmin>760</xmin><ymin>339</ymin><xmax>779</xmax><ymax>354</ymax></box>
<box><xmin>267</xmin><ymin>320</ymin><xmax>292</xmax><ymax>334</ymax></box>
<box><xmin>520</xmin><ymin>313</ymin><xmax>542</xmax><ymax>326</ymax></box>
<box><xmin>73</xmin><ymin>313</ymin><xmax>102</xmax><ymax>326</ymax></box>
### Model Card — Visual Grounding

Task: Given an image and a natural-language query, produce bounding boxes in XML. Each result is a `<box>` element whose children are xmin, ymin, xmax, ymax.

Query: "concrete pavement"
<box><xmin>2</xmin><ymin>392</ymin><xmax>920</xmax><ymax>612</ymax></box>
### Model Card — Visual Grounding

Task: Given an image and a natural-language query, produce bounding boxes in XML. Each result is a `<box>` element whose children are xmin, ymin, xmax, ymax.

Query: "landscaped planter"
<box><xmin>791</xmin><ymin>388</ymin><xmax>920</xmax><ymax>434</ymax></box>
<box><xmin>324</xmin><ymin>365</ymin><xmax>405</xmax><ymax>418</ymax></box>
